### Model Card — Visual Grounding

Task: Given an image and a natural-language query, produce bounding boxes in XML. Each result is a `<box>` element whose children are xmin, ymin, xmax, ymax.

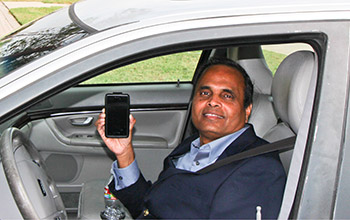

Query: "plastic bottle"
<box><xmin>100</xmin><ymin>185</ymin><xmax>125</xmax><ymax>220</ymax></box>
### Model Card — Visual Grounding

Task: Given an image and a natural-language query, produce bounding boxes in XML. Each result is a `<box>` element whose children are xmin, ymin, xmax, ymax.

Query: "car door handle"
<box><xmin>70</xmin><ymin>117</ymin><xmax>94</xmax><ymax>126</ymax></box>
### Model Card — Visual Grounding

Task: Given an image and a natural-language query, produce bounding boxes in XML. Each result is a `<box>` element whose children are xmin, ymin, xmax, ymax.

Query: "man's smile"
<box><xmin>203</xmin><ymin>112</ymin><xmax>224</xmax><ymax>119</ymax></box>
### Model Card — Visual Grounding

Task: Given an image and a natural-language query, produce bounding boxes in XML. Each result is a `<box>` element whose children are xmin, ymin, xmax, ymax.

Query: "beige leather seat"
<box><xmin>263</xmin><ymin>50</ymin><xmax>317</xmax><ymax>173</ymax></box>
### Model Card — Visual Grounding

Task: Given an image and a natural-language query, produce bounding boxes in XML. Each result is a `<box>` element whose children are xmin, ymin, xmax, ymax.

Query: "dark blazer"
<box><xmin>110</xmin><ymin>124</ymin><xmax>286</xmax><ymax>219</ymax></box>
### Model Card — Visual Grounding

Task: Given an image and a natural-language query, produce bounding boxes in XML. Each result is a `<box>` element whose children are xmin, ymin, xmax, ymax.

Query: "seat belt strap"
<box><xmin>197</xmin><ymin>136</ymin><xmax>296</xmax><ymax>174</ymax></box>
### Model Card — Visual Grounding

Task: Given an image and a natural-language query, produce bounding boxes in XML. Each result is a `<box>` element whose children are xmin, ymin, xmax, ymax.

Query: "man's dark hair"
<box><xmin>196</xmin><ymin>57</ymin><xmax>254</xmax><ymax>109</ymax></box>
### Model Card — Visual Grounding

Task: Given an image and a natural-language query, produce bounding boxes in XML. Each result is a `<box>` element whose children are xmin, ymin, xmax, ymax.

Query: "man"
<box><xmin>95</xmin><ymin>57</ymin><xmax>286</xmax><ymax>219</ymax></box>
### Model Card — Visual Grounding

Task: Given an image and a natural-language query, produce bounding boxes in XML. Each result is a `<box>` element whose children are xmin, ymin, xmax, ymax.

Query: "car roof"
<box><xmin>72</xmin><ymin>0</ymin><xmax>350</xmax><ymax>32</ymax></box>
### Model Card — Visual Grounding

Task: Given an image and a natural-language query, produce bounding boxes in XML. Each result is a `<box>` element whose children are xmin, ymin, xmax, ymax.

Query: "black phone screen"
<box><xmin>105</xmin><ymin>93</ymin><xmax>130</xmax><ymax>138</ymax></box>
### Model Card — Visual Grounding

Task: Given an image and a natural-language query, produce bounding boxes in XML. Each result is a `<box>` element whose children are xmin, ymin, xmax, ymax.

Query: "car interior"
<box><xmin>0</xmin><ymin>41</ymin><xmax>318</xmax><ymax>219</ymax></box>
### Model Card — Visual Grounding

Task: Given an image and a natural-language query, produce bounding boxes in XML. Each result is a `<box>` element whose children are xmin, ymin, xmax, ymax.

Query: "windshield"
<box><xmin>0</xmin><ymin>7</ymin><xmax>89</xmax><ymax>78</ymax></box>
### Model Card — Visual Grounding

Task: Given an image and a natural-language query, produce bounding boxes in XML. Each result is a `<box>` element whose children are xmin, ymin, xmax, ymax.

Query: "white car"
<box><xmin>0</xmin><ymin>0</ymin><xmax>350</xmax><ymax>219</ymax></box>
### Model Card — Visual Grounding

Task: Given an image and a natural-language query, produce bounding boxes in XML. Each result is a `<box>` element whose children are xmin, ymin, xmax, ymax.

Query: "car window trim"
<box><xmin>69</xmin><ymin>3</ymin><xmax>97</xmax><ymax>34</ymax></box>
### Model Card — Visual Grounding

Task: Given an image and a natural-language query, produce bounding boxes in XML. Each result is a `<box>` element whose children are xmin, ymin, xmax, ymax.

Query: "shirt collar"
<box><xmin>190</xmin><ymin>125</ymin><xmax>249</xmax><ymax>162</ymax></box>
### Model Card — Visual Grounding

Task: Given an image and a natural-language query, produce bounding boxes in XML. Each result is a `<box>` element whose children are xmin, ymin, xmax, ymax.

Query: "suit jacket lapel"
<box><xmin>217</xmin><ymin>124</ymin><xmax>259</xmax><ymax>160</ymax></box>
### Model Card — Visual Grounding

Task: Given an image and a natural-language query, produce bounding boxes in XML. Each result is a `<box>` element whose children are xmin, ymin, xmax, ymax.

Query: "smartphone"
<box><xmin>105</xmin><ymin>93</ymin><xmax>130</xmax><ymax>138</ymax></box>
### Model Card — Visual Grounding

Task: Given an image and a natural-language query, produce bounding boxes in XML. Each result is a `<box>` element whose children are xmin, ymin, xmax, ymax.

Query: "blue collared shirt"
<box><xmin>112</xmin><ymin>125</ymin><xmax>249</xmax><ymax>190</ymax></box>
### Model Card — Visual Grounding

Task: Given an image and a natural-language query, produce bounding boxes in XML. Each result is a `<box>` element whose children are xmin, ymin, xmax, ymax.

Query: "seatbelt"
<box><xmin>197</xmin><ymin>136</ymin><xmax>296</xmax><ymax>174</ymax></box>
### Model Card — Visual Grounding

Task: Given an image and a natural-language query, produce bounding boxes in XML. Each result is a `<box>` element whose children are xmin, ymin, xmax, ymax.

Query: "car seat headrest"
<box><xmin>272</xmin><ymin>51</ymin><xmax>317</xmax><ymax>133</ymax></box>
<box><xmin>228</xmin><ymin>46</ymin><xmax>273</xmax><ymax>94</ymax></box>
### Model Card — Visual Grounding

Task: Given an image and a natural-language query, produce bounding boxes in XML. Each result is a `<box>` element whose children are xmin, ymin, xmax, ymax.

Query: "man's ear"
<box><xmin>245</xmin><ymin>104</ymin><xmax>253</xmax><ymax>123</ymax></box>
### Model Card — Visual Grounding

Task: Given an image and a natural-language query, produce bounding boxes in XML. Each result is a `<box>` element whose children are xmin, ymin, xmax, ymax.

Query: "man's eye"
<box><xmin>223</xmin><ymin>94</ymin><xmax>233</xmax><ymax>99</ymax></box>
<box><xmin>200</xmin><ymin>91</ymin><xmax>210</xmax><ymax>96</ymax></box>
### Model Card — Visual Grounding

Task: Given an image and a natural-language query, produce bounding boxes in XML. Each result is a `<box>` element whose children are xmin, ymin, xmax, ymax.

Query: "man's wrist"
<box><xmin>116</xmin><ymin>146</ymin><xmax>135</xmax><ymax>168</ymax></box>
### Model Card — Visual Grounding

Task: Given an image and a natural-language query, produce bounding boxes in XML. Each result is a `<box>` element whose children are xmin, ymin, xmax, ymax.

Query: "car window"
<box><xmin>81</xmin><ymin>51</ymin><xmax>202</xmax><ymax>84</ymax></box>
<box><xmin>262</xmin><ymin>43</ymin><xmax>314</xmax><ymax>74</ymax></box>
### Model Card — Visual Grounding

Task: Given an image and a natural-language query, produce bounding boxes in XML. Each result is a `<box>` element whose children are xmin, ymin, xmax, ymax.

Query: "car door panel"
<box><xmin>26</xmin><ymin>83</ymin><xmax>193</xmax><ymax>210</ymax></box>
<box><xmin>30</xmin><ymin>110</ymin><xmax>187</xmax><ymax>152</ymax></box>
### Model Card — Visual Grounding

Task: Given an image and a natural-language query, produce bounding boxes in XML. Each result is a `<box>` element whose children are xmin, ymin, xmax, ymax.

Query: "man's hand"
<box><xmin>95</xmin><ymin>108</ymin><xmax>137</xmax><ymax>168</ymax></box>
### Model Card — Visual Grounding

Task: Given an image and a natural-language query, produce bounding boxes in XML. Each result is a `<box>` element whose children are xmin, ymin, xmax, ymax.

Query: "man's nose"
<box><xmin>207</xmin><ymin>95</ymin><xmax>221</xmax><ymax>107</ymax></box>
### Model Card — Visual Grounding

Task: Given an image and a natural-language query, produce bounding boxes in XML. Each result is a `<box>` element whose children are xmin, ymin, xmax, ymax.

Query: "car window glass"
<box><xmin>262</xmin><ymin>43</ymin><xmax>314</xmax><ymax>75</ymax></box>
<box><xmin>81</xmin><ymin>51</ymin><xmax>201</xmax><ymax>84</ymax></box>
<box><xmin>0</xmin><ymin>8</ymin><xmax>89</xmax><ymax>78</ymax></box>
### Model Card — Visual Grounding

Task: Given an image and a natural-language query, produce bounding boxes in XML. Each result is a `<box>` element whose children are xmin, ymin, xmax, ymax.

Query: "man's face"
<box><xmin>191</xmin><ymin>64</ymin><xmax>252</xmax><ymax>145</ymax></box>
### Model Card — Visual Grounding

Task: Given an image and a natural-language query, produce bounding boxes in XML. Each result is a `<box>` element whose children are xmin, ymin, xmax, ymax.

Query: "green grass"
<box><xmin>10</xmin><ymin>7</ymin><xmax>62</xmax><ymax>25</ymax></box>
<box><xmin>82</xmin><ymin>51</ymin><xmax>202</xmax><ymax>84</ymax></box>
<box><xmin>8</xmin><ymin>0</ymin><xmax>79</xmax><ymax>25</ymax></box>
<box><xmin>263</xmin><ymin>50</ymin><xmax>286</xmax><ymax>75</ymax></box>
<box><xmin>82</xmin><ymin>50</ymin><xmax>286</xmax><ymax>84</ymax></box>
<box><xmin>5</xmin><ymin>0</ymin><xmax>79</xmax><ymax>3</ymax></box>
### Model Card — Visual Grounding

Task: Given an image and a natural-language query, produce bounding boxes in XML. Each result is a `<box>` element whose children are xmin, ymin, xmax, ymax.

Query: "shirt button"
<box><xmin>195</xmin><ymin>161</ymin><xmax>200</xmax><ymax>166</ymax></box>
<box><xmin>118</xmin><ymin>176</ymin><xmax>123</xmax><ymax>180</ymax></box>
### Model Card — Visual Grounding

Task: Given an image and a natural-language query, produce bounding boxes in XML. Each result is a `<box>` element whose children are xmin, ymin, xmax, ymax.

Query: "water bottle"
<box><xmin>100</xmin><ymin>184</ymin><xmax>125</xmax><ymax>220</ymax></box>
